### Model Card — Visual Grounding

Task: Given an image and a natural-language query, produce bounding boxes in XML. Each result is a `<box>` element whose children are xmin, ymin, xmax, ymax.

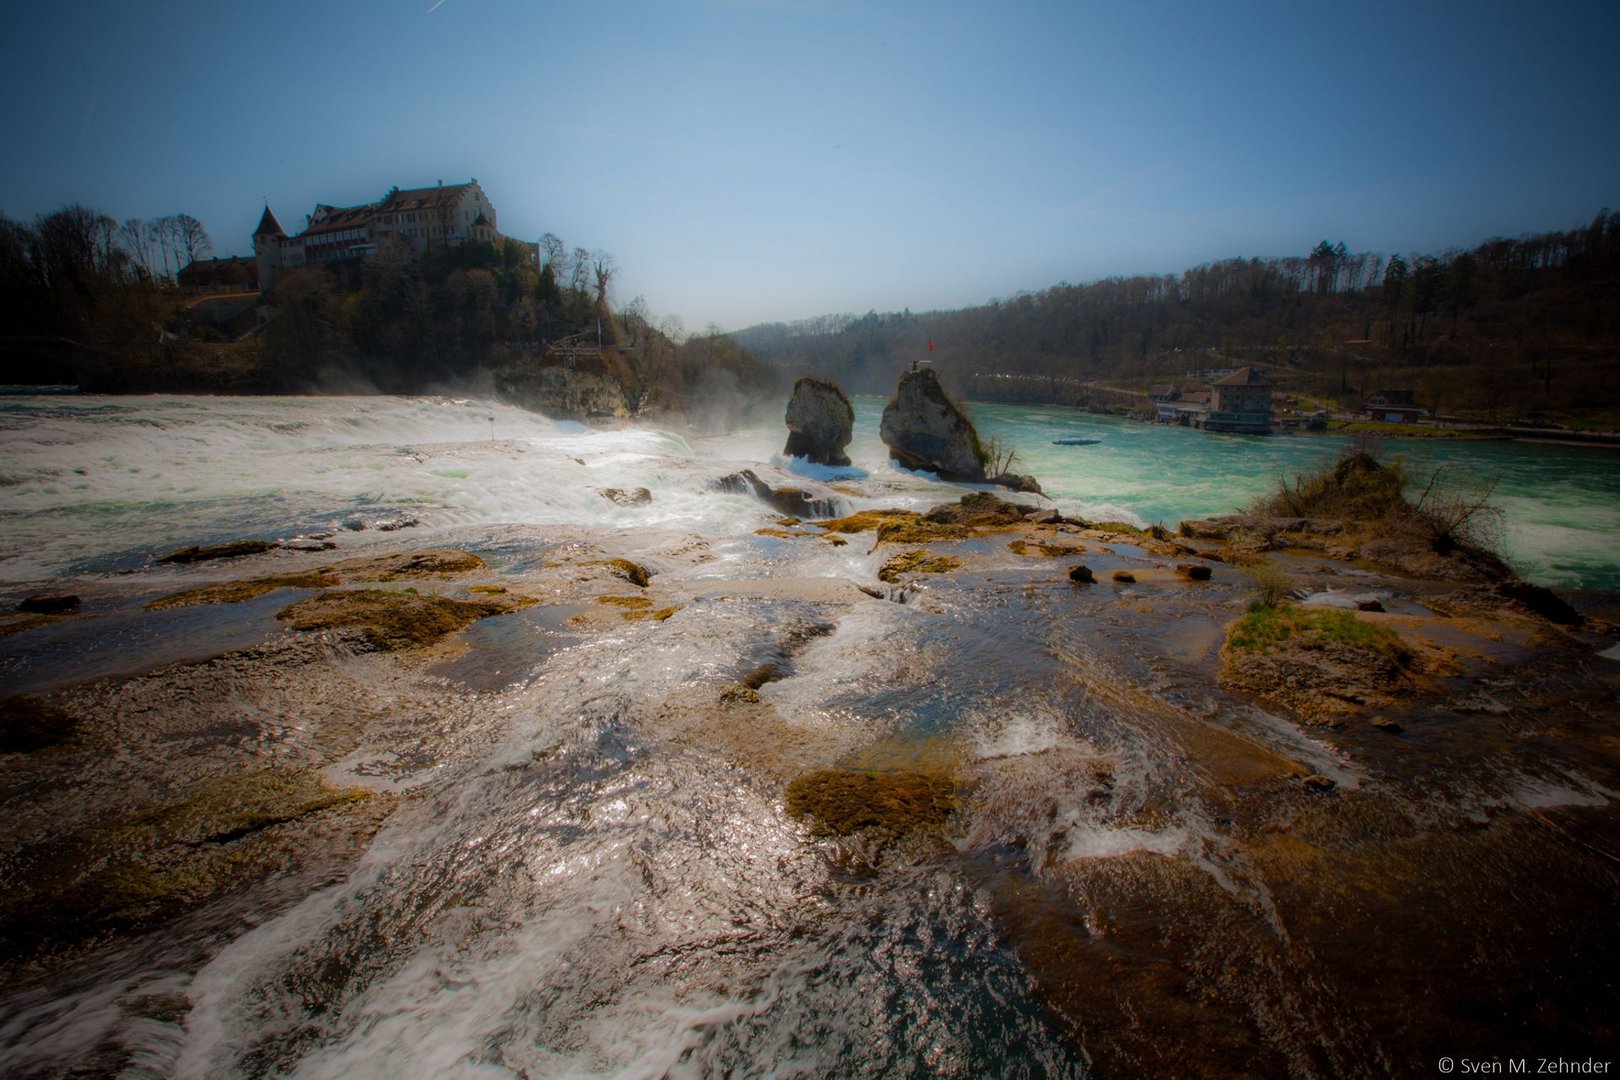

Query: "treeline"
<box><xmin>734</xmin><ymin>210</ymin><xmax>1620</xmax><ymax>422</ymax></box>
<box><xmin>0</xmin><ymin>202</ymin><xmax>779</xmax><ymax>415</ymax></box>
<box><xmin>262</xmin><ymin>233</ymin><xmax>778</xmax><ymax>413</ymax></box>
<box><xmin>0</xmin><ymin>204</ymin><xmax>203</xmax><ymax>353</ymax></box>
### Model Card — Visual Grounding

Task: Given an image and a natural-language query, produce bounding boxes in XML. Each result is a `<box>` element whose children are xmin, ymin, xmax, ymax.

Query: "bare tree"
<box><xmin>591</xmin><ymin>249</ymin><xmax>616</xmax><ymax>310</ymax></box>
<box><xmin>658</xmin><ymin>313</ymin><xmax>686</xmax><ymax>345</ymax></box>
<box><xmin>621</xmin><ymin>293</ymin><xmax>649</xmax><ymax>339</ymax></box>
<box><xmin>539</xmin><ymin>232</ymin><xmax>564</xmax><ymax>272</ymax></box>
<box><xmin>174</xmin><ymin>213</ymin><xmax>212</xmax><ymax>269</ymax></box>
<box><xmin>119</xmin><ymin>218</ymin><xmax>157</xmax><ymax>279</ymax></box>
<box><xmin>568</xmin><ymin>246</ymin><xmax>591</xmax><ymax>295</ymax></box>
<box><xmin>151</xmin><ymin>214</ymin><xmax>183</xmax><ymax>283</ymax></box>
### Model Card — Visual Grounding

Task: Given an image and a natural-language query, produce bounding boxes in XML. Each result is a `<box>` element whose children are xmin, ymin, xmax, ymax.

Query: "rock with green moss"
<box><xmin>878</xmin><ymin>549</ymin><xmax>963</xmax><ymax>583</ymax></box>
<box><xmin>1218</xmin><ymin>604</ymin><xmax>1424</xmax><ymax>723</ymax></box>
<box><xmin>923</xmin><ymin>491</ymin><xmax>1027</xmax><ymax>527</ymax></box>
<box><xmin>879</xmin><ymin>368</ymin><xmax>987</xmax><ymax>481</ymax></box>
<box><xmin>277</xmin><ymin>588</ymin><xmax>531</xmax><ymax>650</ymax></box>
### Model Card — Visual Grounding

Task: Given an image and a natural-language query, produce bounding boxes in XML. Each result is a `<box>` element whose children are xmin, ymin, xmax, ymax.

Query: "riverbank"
<box><xmin>3</xmin><ymin>463</ymin><xmax>1617</xmax><ymax>1074</ymax></box>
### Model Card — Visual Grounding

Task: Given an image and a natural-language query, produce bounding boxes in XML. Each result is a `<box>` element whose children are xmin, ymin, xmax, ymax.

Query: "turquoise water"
<box><xmin>851</xmin><ymin>398</ymin><xmax>1620</xmax><ymax>591</ymax></box>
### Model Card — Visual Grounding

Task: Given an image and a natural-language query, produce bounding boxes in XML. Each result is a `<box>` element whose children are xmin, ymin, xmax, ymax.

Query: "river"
<box><xmin>0</xmin><ymin>393</ymin><xmax>1616</xmax><ymax>1077</ymax></box>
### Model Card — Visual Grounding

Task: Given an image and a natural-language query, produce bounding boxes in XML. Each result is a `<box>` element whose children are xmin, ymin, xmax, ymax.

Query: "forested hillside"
<box><xmin>0</xmin><ymin>205</ymin><xmax>778</xmax><ymax>419</ymax></box>
<box><xmin>734</xmin><ymin>211</ymin><xmax>1620</xmax><ymax>424</ymax></box>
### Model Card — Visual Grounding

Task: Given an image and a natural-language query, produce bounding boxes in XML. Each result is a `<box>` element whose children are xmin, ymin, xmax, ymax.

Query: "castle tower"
<box><xmin>252</xmin><ymin>205</ymin><xmax>286</xmax><ymax>292</ymax></box>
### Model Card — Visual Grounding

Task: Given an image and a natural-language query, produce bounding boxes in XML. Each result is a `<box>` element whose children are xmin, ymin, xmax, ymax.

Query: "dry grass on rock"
<box><xmin>1218</xmin><ymin>604</ymin><xmax>1425</xmax><ymax>724</ymax></box>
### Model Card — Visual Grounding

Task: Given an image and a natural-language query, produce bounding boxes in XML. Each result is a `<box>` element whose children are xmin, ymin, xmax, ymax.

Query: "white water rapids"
<box><xmin>7</xmin><ymin>394</ymin><xmax>1612</xmax><ymax>1077</ymax></box>
<box><xmin>1</xmin><ymin>395</ymin><xmax>1130</xmax><ymax>1077</ymax></box>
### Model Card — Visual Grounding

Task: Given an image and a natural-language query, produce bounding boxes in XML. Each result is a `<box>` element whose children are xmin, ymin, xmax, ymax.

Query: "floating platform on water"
<box><xmin>1052</xmin><ymin>437</ymin><xmax>1101</xmax><ymax>446</ymax></box>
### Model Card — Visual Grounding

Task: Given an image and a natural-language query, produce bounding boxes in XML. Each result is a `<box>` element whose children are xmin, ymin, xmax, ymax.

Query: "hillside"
<box><xmin>733</xmin><ymin>210</ymin><xmax>1620</xmax><ymax>426</ymax></box>
<box><xmin>0</xmin><ymin>205</ymin><xmax>779</xmax><ymax>426</ymax></box>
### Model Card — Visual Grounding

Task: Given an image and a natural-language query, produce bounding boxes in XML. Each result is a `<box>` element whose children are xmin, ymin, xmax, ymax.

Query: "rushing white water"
<box><xmin>2</xmin><ymin>394</ymin><xmax>1617</xmax><ymax>588</ymax></box>
<box><xmin>0</xmin><ymin>394</ymin><xmax>1102</xmax><ymax>1077</ymax></box>
<box><xmin>1</xmin><ymin>393</ymin><xmax>1615</xmax><ymax>1078</ymax></box>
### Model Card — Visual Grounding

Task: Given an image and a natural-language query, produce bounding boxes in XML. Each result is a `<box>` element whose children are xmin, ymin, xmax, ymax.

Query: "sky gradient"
<box><xmin>3</xmin><ymin>0</ymin><xmax>1617</xmax><ymax>331</ymax></box>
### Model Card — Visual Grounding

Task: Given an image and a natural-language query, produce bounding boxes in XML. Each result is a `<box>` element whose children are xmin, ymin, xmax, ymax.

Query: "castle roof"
<box><xmin>1212</xmin><ymin>365</ymin><xmax>1269</xmax><ymax>386</ymax></box>
<box><xmin>253</xmin><ymin>206</ymin><xmax>285</xmax><ymax>238</ymax></box>
<box><xmin>302</xmin><ymin>202</ymin><xmax>376</xmax><ymax>237</ymax></box>
<box><xmin>376</xmin><ymin>181</ymin><xmax>476</xmax><ymax>214</ymax></box>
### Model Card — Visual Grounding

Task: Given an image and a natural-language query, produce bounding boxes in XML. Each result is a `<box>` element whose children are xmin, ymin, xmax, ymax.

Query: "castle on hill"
<box><xmin>252</xmin><ymin>179</ymin><xmax>506</xmax><ymax>289</ymax></box>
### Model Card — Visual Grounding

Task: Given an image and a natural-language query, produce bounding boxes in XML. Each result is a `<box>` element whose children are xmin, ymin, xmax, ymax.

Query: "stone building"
<box><xmin>1203</xmin><ymin>366</ymin><xmax>1273</xmax><ymax>434</ymax></box>
<box><xmin>253</xmin><ymin>179</ymin><xmax>504</xmax><ymax>290</ymax></box>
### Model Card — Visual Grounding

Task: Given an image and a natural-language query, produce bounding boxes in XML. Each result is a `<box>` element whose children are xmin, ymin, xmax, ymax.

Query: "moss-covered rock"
<box><xmin>0</xmin><ymin>769</ymin><xmax>375</xmax><ymax>945</ymax></box>
<box><xmin>586</xmin><ymin>557</ymin><xmax>652</xmax><ymax>588</ymax></box>
<box><xmin>785</xmin><ymin>769</ymin><xmax>957</xmax><ymax>837</ymax></box>
<box><xmin>277</xmin><ymin>588</ymin><xmax>531</xmax><ymax>650</ymax></box>
<box><xmin>622</xmin><ymin>605</ymin><xmax>679</xmax><ymax>622</ymax></box>
<box><xmin>879</xmin><ymin>550</ymin><xmax>963</xmax><ymax>583</ymax></box>
<box><xmin>146</xmin><ymin>570</ymin><xmax>335</xmax><ymax>610</ymax></box>
<box><xmin>334</xmin><ymin>549</ymin><xmax>486</xmax><ymax>581</ymax></box>
<box><xmin>1218</xmin><ymin>604</ymin><xmax>1425</xmax><ymax>723</ymax></box>
<box><xmin>595</xmin><ymin>595</ymin><xmax>652</xmax><ymax>609</ymax></box>
<box><xmin>923</xmin><ymin>491</ymin><xmax>1027</xmax><ymax>527</ymax></box>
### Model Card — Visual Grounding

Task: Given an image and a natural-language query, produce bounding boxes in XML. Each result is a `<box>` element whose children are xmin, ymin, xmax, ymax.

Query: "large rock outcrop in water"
<box><xmin>783</xmin><ymin>376</ymin><xmax>854</xmax><ymax>466</ymax></box>
<box><xmin>879</xmin><ymin>368</ymin><xmax>987</xmax><ymax>482</ymax></box>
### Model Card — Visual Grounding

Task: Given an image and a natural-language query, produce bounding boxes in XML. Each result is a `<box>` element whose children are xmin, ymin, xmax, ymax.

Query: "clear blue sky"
<box><xmin>3</xmin><ymin>1</ymin><xmax>1617</xmax><ymax>331</ymax></box>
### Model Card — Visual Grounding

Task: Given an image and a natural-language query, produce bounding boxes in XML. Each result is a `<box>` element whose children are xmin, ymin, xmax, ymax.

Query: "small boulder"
<box><xmin>1178</xmin><ymin>516</ymin><xmax>1244</xmax><ymax>540</ymax></box>
<box><xmin>1356</xmin><ymin>599</ymin><xmax>1386</xmax><ymax>613</ymax></box>
<box><xmin>1068</xmin><ymin>565</ymin><xmax>1096</xmax><ymax>585</ymax></box>
<box><xmin>1111</xmin><ymin>570</ymin><xmax>1136</xmax><ymax>584</ymax></box>
<box><xmin>158</xmin><ymin>540</ymin><xmax>277</xmax><ymax>564</ymax></box>
<box><xmin>1371</xmin><ymin>716</ymin><xmax>1404</xmax><ymax>734</ymax></box>
<box><xmin>879</xmin><ymin>368</ymin><xmax>987</xmax><ymax>481</ymax></box>
<box><xmin>1175</xmin><ymin>563</ymin><xmax>1213</xmax><ymax>581</ymax></box>
<box><xmin>602</xmin><ymin>487</ymin><xmax>653</xmax><ymax>506</ymax></box>
<box><xmin>1494</xmin><ymin>580</ymin><xmax>1583</xmax><ymax>627</ymax></box>
<box><xmin>19</xmin><ymin>594</ymin><xmax>80</xmax><ymax>615</ymax></box>
<box><xmin>1024</xmin><ymin>508</ymin><xmax>1061</xmax><ymax>525</ymax></box>
<box><xmin>714</xmin><ymin>469</ymin><xmax>842</xmax><ymax>518</ymax></box>
<box><xmin>783</xmin><ymin>376</ymin><xmax>855</xmax><ymax>467</ymax></box>
<box><xmin>990</xmin><ymin>472</ymin><xmax>1044</xmax><ymax>494</ymax></box>
<box><xmin>923</xmin><ymin>491</ymin><xmax>1026</xmax><ymax>527</ymax></box>
<box><xmin>1301</xmin><ymin>774</ymin><xmax>1337</xmax><ymax>793</ymax></box>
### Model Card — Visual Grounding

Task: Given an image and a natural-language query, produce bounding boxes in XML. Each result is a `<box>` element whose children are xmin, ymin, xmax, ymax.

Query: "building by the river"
<box><xmin>1202</xmin><ymin>366</ymin><xmax>1273</xmax><ymax>434</ymax></box>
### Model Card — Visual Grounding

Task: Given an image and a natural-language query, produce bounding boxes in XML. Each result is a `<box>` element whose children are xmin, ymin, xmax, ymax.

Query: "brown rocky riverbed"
<box><xmin>1</xmin><ymin>493</ymin><xmax>1617</xmax><ymax>1076</ymax></box>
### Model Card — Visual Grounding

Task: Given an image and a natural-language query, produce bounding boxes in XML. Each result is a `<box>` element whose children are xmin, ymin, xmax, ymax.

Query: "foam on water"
<box><xmin>1061</xmin><ymin>823</ymin><xmax>1190</xmax><ymax>861</ymax></box>
<box><xmin>13</xmin><ymin>392</ymin><xmax>1611</xmax><ymax>587</ymax></box>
